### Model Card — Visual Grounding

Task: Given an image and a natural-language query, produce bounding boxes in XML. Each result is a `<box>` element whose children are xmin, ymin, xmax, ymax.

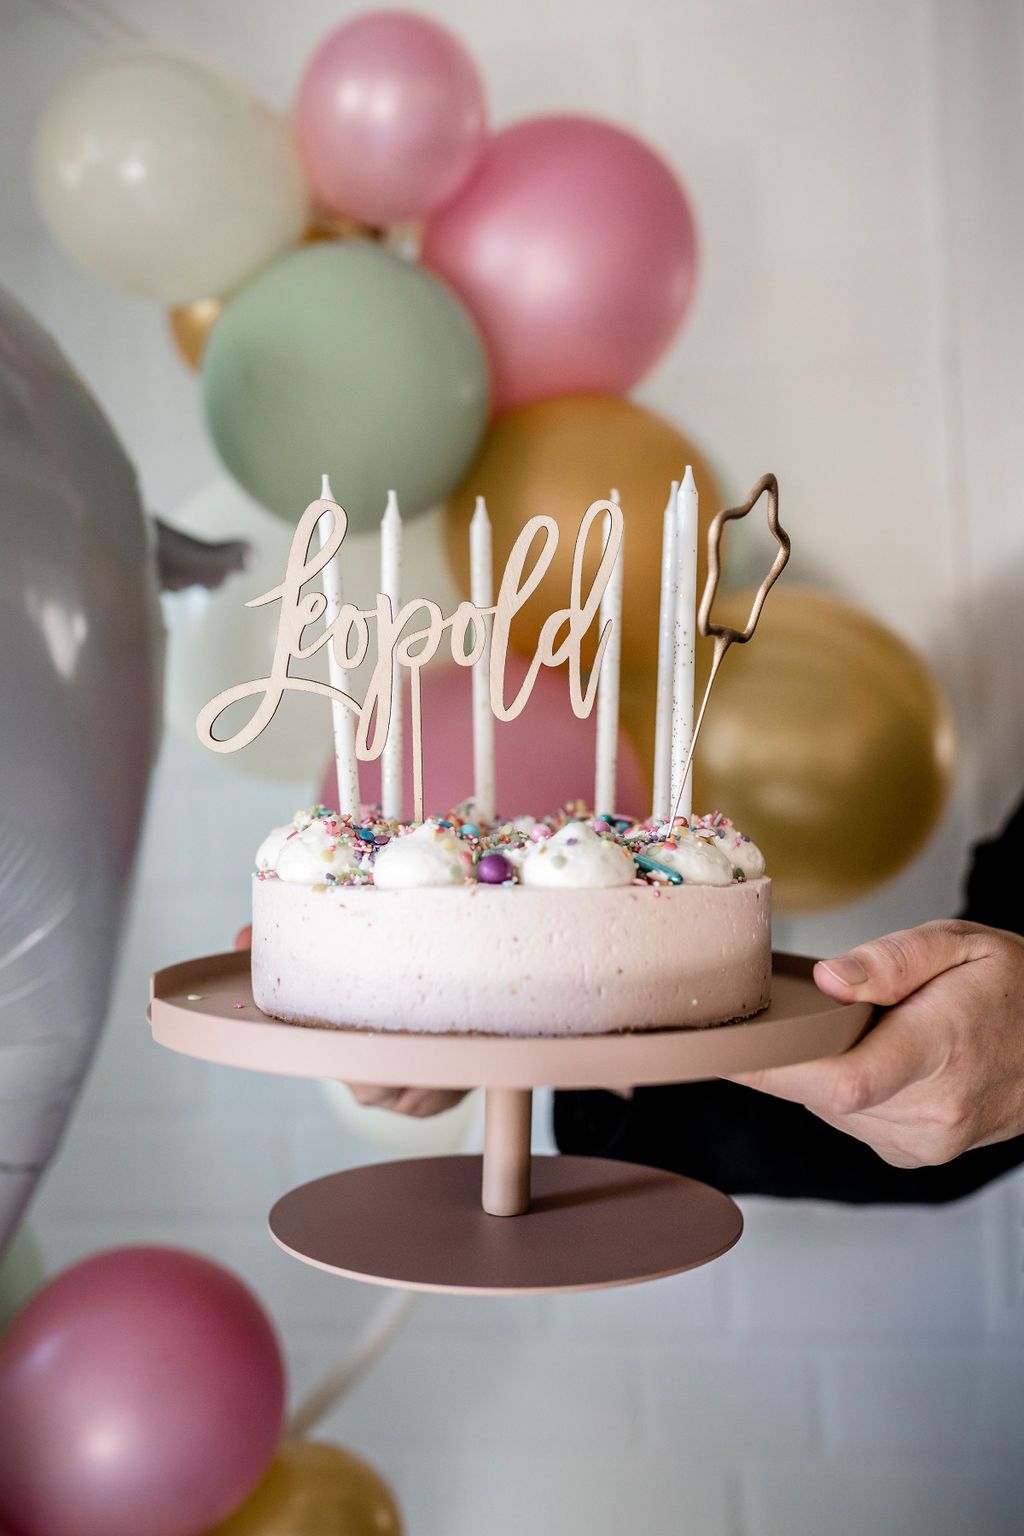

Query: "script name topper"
<box><xmin>196</xmin><ymin>494</ymin><xmax>623</xmax><ymax>762</ymax></box>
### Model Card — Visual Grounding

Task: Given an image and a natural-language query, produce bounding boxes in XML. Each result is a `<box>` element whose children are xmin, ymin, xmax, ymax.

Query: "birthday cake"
<box><xmin>196</xmin><ymin>466</ymin><xmax>788</xmax><ymax>1039</ymax></box>
<box><xmin>250</xmin><ymin>805</ymin><xmax>771</xmax><ymax>1035</ymax></box>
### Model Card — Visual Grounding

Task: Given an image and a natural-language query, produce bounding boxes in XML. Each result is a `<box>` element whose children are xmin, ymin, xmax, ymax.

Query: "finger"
<box><xmin>234</xmin><ymin>924</ymin><xmax>252</xmax><ymax>951</ymax></box>
<box><xmin>725</xmin><ymin>1003</ymin><xmax>938</xmax><ymax>1116</ymax></box>
<box><xmin>348</xmin><ymin>1083</ymin><xmax>402</xmax><ymax>1109</ymax></box>
<box><xmin>812</xmin><ymin>920</ymin><xmax>983</xmax><ymax>1007</ymax></box>
<box><xmin>398</xmin><ymin>1089</ymin><xmax>468</xmax><ymax>1118</ymax></box>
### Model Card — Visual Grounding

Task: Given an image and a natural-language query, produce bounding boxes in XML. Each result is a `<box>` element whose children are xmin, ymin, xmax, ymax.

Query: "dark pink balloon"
<box><xmin>422</xmin><ymin>115</ymin><xmax>698</xmax><ymax>412</ymax></box>
<box><xmin>320</xmin><ymin>655</ymin><xmax>648</xmax><ymax>822</ymax></box>
<box><xmin>294</xmin><ymin>10</ymin><xmax>488</xmax><ymax>224</ymax></box>
<box><xmin>0</xmin><ymin>1247</ymin><xmax>285</xmax><ymax>1536</ymax></box>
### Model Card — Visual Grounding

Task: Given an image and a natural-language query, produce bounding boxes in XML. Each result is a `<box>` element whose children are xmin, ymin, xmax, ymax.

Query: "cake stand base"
<box><xmin>269</xmin><ymin>1154</ymin><xmax>742</xmax><ymax>1295</ymax></box>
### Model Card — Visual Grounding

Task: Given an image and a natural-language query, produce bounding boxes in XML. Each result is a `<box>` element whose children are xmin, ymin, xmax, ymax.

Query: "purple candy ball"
<box><xmin>477</xmin><ymin>852</ymin><xmax>513</xmax><ymax>885</ymax></box>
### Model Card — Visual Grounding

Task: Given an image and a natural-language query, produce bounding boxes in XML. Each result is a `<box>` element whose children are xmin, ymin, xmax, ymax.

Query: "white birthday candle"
<box><xmin>379</xmin><ymin>489</ymin><xmax>404</xmax><ymax>821</ymax></box>
<box><xmin>593</xmin><ymin>489</ymin><xmax>624</xmax><ymax>817</ymax></box>
<box><xmin>470</xmin><ymin>495</ymin><xmax>496</xmax><ymax>822</ymax></box>
<box><xmin>317</xmin><ymin>474</ymin><xmax>360</xmax><ymax>819</ymax></box>
<box><xmin>651</xmin><ymin>479</ymin><xmax>680</xmax><ymax>821</ymax></box>
<box><xmin>669</xmin><ymin>466</ymin><xmax>699</xmax><ymax>822</ymax></box>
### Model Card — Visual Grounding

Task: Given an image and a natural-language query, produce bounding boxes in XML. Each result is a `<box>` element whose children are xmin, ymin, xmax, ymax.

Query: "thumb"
<box><xmin>812</xmin><ymin>920</ymin><xmax>982</xmax><ymax>1008</ymax></box>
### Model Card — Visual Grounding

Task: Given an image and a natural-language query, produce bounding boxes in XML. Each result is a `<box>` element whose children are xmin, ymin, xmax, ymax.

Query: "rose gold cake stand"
<box><xmin>148</xmin><ymin>952</ymin><xmax>870</xmax><ymax>1295</ymax></box>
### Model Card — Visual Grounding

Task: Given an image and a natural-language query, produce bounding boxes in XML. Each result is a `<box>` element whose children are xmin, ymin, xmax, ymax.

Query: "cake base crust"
<box><xmin>251</xmin><ymin>877</ymin><xmax>771</xmax><ymax>1036</ymax></box>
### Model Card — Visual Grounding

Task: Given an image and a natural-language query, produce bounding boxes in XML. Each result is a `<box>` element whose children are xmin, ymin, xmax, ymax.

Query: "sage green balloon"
<box><xmin>202</xmin><ymin>242</ymin><xmax>490</xmax><ymax>530</ymax></box>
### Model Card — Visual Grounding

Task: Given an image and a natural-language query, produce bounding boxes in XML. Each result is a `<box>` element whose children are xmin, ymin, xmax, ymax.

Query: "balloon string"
<box><xmin>284</xmin><ymin>1290</ymin><xmax>417</xmax><ymax>1440</ymax></box>
<box><xmin>28</xmin><ymin>0</ymin><xmax>146</xmax><ymax>44</ymax></box>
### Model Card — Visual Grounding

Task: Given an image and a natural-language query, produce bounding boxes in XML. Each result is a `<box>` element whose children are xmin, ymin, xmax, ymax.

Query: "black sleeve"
<box><xmin>553</xmin><ymin>794</ymin><xmax>1024</xmax><ymax>1205</ymax></box>
<box><xmin>960</xmin><ymin>795</ymin><xmax>1024</xmax><ymax>935</ymax></box>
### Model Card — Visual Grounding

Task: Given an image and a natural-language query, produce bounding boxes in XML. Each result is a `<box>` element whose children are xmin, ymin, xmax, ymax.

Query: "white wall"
<box><xmin>3</xmin><ymin>2</ymin><xmax>1023</xmax><ymax>1533</ymax></box>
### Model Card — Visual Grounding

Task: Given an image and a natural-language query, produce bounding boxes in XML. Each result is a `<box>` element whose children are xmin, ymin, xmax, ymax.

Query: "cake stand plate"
<box><xmin>148</xmin><ymin>952</ymin><xmax>870</xmax><ymax>1294</ymax></box>
<box><xmin>149</xmin><ymin>951</ymin><xmax>868</xmax><ymax>1088</ymax></box>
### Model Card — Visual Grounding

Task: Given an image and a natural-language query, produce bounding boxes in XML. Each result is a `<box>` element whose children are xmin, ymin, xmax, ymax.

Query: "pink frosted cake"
<box><xmin>251</xmin><ymin>807</ymin><xmax>771</xmax><ymax>1036</ymax></box>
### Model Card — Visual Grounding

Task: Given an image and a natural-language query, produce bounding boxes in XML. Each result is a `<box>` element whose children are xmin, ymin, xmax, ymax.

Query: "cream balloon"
<box><xmin>32</xmin><ymin>49</ymin><xmax>308</xmax><ymax>303</ymax></box>
<box><xmin>165</xmin><ymin>481</ymin><xmax>462</xmax><ymax>783</ymax></box>
<box><xmin>318</xmin><ymin>1081</ymin><xmax>480</xmax><ymax>1156</ymax></box>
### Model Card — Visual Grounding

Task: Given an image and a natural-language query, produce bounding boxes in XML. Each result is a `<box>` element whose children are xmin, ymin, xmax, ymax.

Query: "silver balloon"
<box><xmin>0</xmin><ymin>289</ymin><xmax>163</xmax><ymax>1256</ymax></box>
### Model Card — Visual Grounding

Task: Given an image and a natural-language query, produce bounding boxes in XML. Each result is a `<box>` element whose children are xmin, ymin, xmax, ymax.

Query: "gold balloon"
<box><xmin>206</xmin><ymin>1441</ymin><xmax>403</xmax><ymax>1536</ymax></box>
<box><xmin>444</xmin><ymin>395</ymin><xmax>720</xmax><ymax>671</ymax></box>
<box><xmin>168</xmin><ymin>295</ymin><xmax>223</xmax><ymax>370</ymax></box>
<box><xmin>304</xmin><ymin>213</ymin><xmax>385</xmax><ymax>245</ymax></box>
<box><xmin>679</xmin><ymin>587</ymin><xmax>956</xmax><ymax>913</ymax></box>
<box><xmin>167</xmin><ymin>220</ymin><xmax>384</xmax><ymax>370</ymax></box>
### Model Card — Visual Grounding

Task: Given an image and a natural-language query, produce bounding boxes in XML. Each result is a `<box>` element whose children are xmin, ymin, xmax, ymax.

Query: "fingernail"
<box><xmin>820</xmin><ymin>953</ymin><xmax>868</xmax><ymax>986</ymax></box>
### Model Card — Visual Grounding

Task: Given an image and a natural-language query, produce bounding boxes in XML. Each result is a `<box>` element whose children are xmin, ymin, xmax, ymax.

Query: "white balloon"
<box><xmin>32</xmin><ymin>48</ymin><xmax>308</xmax><ymax>303</ymax></box>
<box><xmin>319</xmin><ymin>1081</ymin><xmax>481</xmax><ymax>1156</ymax></box>
<box><xmin>165</xmin><ymin>480</ymin><xmax>463</xmax><ymax>784</ymax></box>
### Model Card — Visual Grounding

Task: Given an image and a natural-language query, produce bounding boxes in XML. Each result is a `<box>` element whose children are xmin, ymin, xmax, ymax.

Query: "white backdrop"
<box><xmin>3</xmin><ymin>2</ymin><xmax>1023</xmax><ymax>1533</ymax></box>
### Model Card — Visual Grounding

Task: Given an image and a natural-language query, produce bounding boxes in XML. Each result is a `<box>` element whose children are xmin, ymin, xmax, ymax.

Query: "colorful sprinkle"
<box><xmin>633</xmin><ymin>853</ymin><xmax>684</xmax><ymax>886</ymax></box>
<box><xmin>478</xmin><ymin>851</ymin><xmax>514</xmax><ymax>884</ymax></box>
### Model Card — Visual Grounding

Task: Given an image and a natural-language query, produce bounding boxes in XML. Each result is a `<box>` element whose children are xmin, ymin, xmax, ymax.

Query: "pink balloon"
<box><xmin>320</xmin><ymin>655</ymin><xmax>648</xmax><ymax>822</ymax></box>
<box><xmin>294</xmin><ymin>10</ymin><xmax>488</xmax><ymax>224</ymax></box>
<box><xmin>0</xmin><ymin>1247</ymin><xmax>285</xmax><ymax>1536</ymax></box>
<box><xmin>422</xmin><ymin>115</ymin><xmax>698</xmax><ymax>412</ymax></box>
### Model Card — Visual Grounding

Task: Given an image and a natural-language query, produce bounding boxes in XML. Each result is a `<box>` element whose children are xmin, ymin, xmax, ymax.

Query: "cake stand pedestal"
<box><xmin>149</xmin><ymin>952</ymin><xmax>870</xmax><ymax>1295</ymax></box>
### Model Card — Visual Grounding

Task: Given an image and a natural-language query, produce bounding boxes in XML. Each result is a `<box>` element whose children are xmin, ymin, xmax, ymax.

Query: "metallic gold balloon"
<box><xmin>444</xmin><ymin>395</ymin><xmax>720</xmax><ymax>670</ymax></box>
<box><xmin>207</xmin><ymin>1441</ymin><xmax>403</xmax><ymax>1536</ymax></box>
<box><xmin>304</xmin><ymin>214</ymin><xmax>385</xmax><ymax>245</ymax></box>
<box><xmin>168</xmin><ymin>296</ymin><xmax>223</xmax><ymax>370</ymax></box>
<box><xmin>680</xmin><ymin>587</ymin><xmax>956</xmax><ymax>913</ymax></box>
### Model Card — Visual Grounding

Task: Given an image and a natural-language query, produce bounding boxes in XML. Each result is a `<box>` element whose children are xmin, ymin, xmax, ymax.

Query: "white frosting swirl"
<box><xmin>274</xmin><ymin>818</ymin><xmax>363</xmax><ymax>884</ymax></box>
<box><xmin>519</xmin><ymin>822</ymin><xmax>634</xmax><ymax>889</ymax></box>
<box><xmin>646</xmin><ymin>830</ymin><xmax>734</xmax><ymax>886</ymax></box>
<box><xmin>720</xmin><ymin>830</ymin><xmax>766</xmax><ymax>879</ymax></box>
<box><xmin>255</xmin><ymin>812</ymin><xmax>308</xmax><ymax>872</ymax></box>
<box><xmin>694</xmin><ymin>817</ymin><xmax>766</xmax><ymax>879</ymax></box>
<box><xmin>372</xmin><ymin>820</ymin><xmax>471</xmax><ymax>890</ymax></box>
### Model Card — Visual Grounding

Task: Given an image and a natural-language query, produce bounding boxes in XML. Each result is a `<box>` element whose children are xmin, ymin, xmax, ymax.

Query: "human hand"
<box><xmin>726</xmin><ymin>920</ymin><xmax>1024</xmax><ymax>1168</ymax></box>
<box><xmin>234</xmin><ymin>923</ymin><xmax>466</xmax><ymax>1118</ymax></box>
<box><xmin>343</xmin><ymin>1084</ymin><xmax>469</xmax><ymax>1117</ymax></box>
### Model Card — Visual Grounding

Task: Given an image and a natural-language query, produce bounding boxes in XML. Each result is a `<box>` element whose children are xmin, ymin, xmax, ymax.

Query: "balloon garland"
<box><xmin>31</xmin><ymin>5</ymin><xmax>955</xmax><ymax>903</ymax></box>
<box><xmin>31</xmin><ymin>9</ymin><xmax>699</xmax><ymax>523</ymax></box>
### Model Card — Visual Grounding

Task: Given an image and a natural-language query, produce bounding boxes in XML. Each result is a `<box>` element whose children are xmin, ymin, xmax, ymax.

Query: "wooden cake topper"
<box><xmin>196</xmin><ymin>472</ymin><xmax>785</xmax><ymax>824</ymax></box>
<box><xmin>196</xmin><ymin>488</ymin><xmax>623</xmax><ymax>821</ymax></box>
<box><xmin>667</xmin><ymin>472</ymin><xmax>791</xmax><ymax>826</ymax></box>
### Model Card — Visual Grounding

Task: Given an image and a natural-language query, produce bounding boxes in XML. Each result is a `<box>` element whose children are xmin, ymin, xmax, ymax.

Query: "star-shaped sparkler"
<box><xmin>669</xmin><ymin>473</ymin><xmax>791</xmax><ymax>825</ymax></box>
